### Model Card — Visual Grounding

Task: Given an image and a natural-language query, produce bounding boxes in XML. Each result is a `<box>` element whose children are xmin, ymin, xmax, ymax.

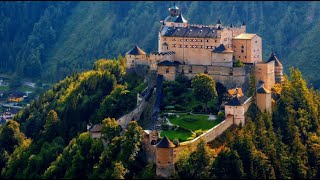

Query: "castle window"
<box><xmin>132</xmin><ymin>60</ymin><xmax>134</xmax><ymax>63</ymax></box>
<box><xmin>241</xmin><ymin>45</ymin><xmax>244</xmax><ymax>48</ymax></box>
<box><xmin>179</xmin><ymin>44</ymin><xmax>182</xmax><ymax>48</ymax></box>
<box><xmin>189</xmin><ymin>70</ymin><xmax>192</xmax><ymax>73</ymax></box>
<box><xmin>166</xmin><ymin>69</ymin><xmax>169</xmax><ymax>73</ymax></box>
<box><xmin>200</xmin><ymin>45</ymin><xmax>203</xmax><ymax>48</ymax></box>
<box><xmin>257</xmin><ymin>55</ymin><xmax>259</xmax><ymax>58</ymax></box>
<box><xmin>173</xmin><ymin>39</ymin><xmax>176</xmax><ymax>41</ymax></box>
<box><xmin>238</xmin><ymin>56</ymin><xmax>240</xmax><ymax>58</ymax></box>
<box><xmin>241</xmin><ymin>50</ymin><xmax>244</xmax><ymax>53</ymax></box>
<box><xmin>206</xmin><ymin>40</ymin><xmax>209</xmax><ymax>42</ymax></box>
<box><xmin>164</xmin><ymin>38</ymin><xmax>167</xmax><ymax>41</ymax></box>
<box><xmin>254</xmin><ymin>49</ymin><xmax>255</xmax><ymax>52</ymax></box>
<box><xmin>172</xmin><ymin>44</ymin><xmax>176</xmax><ymax>47</ymax></box>
<box><xmin>168</xmin><ymin>162</ymin><xmax>170</xmax><ymax>164</ymax></box>
<box><xmin>255</xmin><ymin>41</ymin><xmax>258</xmax><ymax>43</ymax></box>
<box><xmin>200</xmin><ymin>40</ymin><xmax>203</xmax><ymax>42</ymax></box>
<box><xmin>215</xmin><ymin>40</ymin><xmax>217</xmax><ymax>42</ymax></box>
<box><xmin>245</xmin><ymin>56</ymin><xmax>247</xmax><ymax>58</ymax></box>
<box><xmin>185</xmin><ymin>45</ymin><xmax>188</xmax><ymax>48</ymax></box>
<box><xmin>224</xmin><ymin>38</ymin><xmax>227</xmax><ymax>41</ymax></box>
<box><xmin>182</xmin><ymin>70</ymin><xmax>184</xmax><ymax>74</ymax></box>
<box><xmin>254</xmin><ymin>56</ymin><xmax>256</xmax><ymax>58</ymax></box>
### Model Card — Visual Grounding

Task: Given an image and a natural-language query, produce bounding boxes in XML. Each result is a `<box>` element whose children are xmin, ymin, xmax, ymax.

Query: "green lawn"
<box><xmin>169</xmin><ymin>113</ymin><xmax>222</xmax><ymax>131</ymax></box>
<box><xmin>160</xmin><ymin>113</ymin><xmax>223</xmax><ymax>142</ymax></box>
<box><xmin>161</xmin><ymin>128</ymin><xmax>194</xmax><ymax>142</ymax></box>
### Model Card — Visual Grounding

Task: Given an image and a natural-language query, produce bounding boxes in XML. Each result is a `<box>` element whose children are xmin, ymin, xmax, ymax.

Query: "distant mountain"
<box><xmin>1</xmin><ymin>1</ymin><xmax>320</xmax><ymax>87</ymax></box>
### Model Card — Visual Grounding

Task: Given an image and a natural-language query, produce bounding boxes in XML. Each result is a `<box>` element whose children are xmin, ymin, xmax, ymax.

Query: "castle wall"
<box><xmin>126</xmin><ymin>54</ymin><xmax>148</xmax><ymax>68</ymax></box>
<box><xmin>256</xmin><ymin>93</ymin><xmax>272</xmax><ymax>113</ymax></box>
<box><xmin>157</xmin><ymin>66</ymin><xmax>178</xmax><ymax>81</ymax></box>
<box><xmin>211</xmin><ymin>53</ymin><xmax>233</xmax><ymax>67</ymax></box>
<box><xmin>177</xmin><ymin>65</ymin><xmax>250</xmax><ymax>90</ymax></box>
<box><xmin>255</xmin><ymin>61</ymin><xmax>275</xmax><ymax>89</ymax></box>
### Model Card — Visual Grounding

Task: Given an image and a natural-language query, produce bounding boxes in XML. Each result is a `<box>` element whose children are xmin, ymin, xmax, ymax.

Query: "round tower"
<box><xmin>125</xmin><ymin>45</ymin><xmax>147</xmax><ymax>69</ymax></box>
<box><xmin>267</xmin><ymin>52</ymin><xmax>284</xmax><ymax>83</ymax></box>
<box><xmin>155</xmin><ymin>136</ymin><xmax>176</xmax><ymax>178</ymax></box>
<box><xmin>256</xmin><ymin>84</ymin><xmax>272</xmax><ymax>113</ymax></box>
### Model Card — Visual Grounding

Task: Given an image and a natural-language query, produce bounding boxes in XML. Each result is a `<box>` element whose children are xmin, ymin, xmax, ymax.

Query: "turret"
<box><xmin>267</xmin><ymin>52</ymin><xmax>284</xmax><ymax>83</ymax></box>
<box><xmin>164</xmin><ymin>3</ymin><xmax>187</xmax><ymax>27</ymax></box>
<box><xmin>256</xmin><ymin>83</ymin><xmax>272</xmax><ymax>113</ymax></box>
<box><xmin>155</xmin><ymin>136</ymin><xmax>176</xmax><ymax>177</ymax></box>
<box><xmin>125</xmin><ymin>45</ymin><xmax>147</xmax><ymax>69</ymax></box>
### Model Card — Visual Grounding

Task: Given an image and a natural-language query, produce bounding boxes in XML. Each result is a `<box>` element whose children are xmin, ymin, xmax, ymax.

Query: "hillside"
<box><xmin>1</xmin><ymin>1</ymin><xmax>320</xmax><ymax>87</ymax></box>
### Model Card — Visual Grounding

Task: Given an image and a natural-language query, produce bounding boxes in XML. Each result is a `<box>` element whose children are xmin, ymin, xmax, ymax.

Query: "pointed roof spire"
<box><xmin>126</xmin><ymin>45</ymin><xmax>146</xmax><ymax>55</ymax></box>
<box><xmin>217</xmin><ymin>19</ymin><xmax>222</xmax><ymax>24</ymax></box>
<box><xmin>156</xmin><ymin>136</ymin><xmax>175</xmax><ymax>148</ymax></box>
<box><xmin>230</xmin><ymin>23</ymin><xmax>234</xmax><ymax>28</ymax></box>
<box><xmin>174</xmin><ymin>12</ymin><xmax>187</xmax><ymax>23</ymax></box>
<box><xmin>267</xmin><ymin>52</ymin><xmax>283</xmax><ymax>67</ymax></box>
<box><xmin>217</xmin><ymin>25</ymin><xmax>222</xmax><ymax>30</ymax></box>
<box><xmin>242</xmin><ymin>21</ymin><xmax>246</xmax><ymax>26</ymax></box>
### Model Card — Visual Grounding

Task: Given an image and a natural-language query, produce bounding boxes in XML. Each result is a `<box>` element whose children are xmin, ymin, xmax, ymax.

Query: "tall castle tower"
<box><xmin>267</xmin><ymin>52</ymin><xmax>284</xmax><ymax>83</ymax></box>
<box><xmin>155</xmin><ymin>136</ymin><xmax>176</xmax><ymax>177</ymax></box>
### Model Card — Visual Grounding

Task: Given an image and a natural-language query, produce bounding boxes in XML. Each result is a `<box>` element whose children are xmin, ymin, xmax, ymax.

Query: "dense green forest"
<box><xmin>1</xmin><ymin>1</ymin><xmax>320</xmax><ymax>88</ymax></box>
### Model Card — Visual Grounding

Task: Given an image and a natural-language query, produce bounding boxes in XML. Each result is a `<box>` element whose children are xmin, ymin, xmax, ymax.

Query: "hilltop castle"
<box><xmin>122</xmin><ymin>3</ymin><xmax>284</xmax><ymax>178</ymax></box>
<box><xmin>125</xmin><ymin>3</ymin><xmax>283</xmax><ymax>112</ymax></box>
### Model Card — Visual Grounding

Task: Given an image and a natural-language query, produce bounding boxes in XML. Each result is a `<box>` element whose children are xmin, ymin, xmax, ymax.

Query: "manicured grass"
<box><xmin>161</xmin><ymin>128</ymin><xmax>194</xmax><ymax>142</ymax></box>
<box><xmin>169</xmin><ymin>113</ymin><xmax>222</xmax><ymax>131</ymax></box>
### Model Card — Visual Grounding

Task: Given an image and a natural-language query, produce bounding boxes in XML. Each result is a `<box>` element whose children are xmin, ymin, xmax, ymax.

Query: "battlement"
<box><xmin>150</xmin><ymin>51</ymin><xmax>176</xmax><ymax>55</ymax></box>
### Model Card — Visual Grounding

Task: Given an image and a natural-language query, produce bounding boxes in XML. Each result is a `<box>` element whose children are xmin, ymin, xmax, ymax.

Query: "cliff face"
<box><xmin>1</xmin><ymin>1</ymin><xmax>320</xmax><ymax>87</ymax></box>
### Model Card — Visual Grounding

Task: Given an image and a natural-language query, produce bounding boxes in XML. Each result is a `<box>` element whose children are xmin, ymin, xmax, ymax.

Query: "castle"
<box><xmin>89</xmin><ymin>3</ymin><xmax>285</xmax><ymax>178</ymax></box>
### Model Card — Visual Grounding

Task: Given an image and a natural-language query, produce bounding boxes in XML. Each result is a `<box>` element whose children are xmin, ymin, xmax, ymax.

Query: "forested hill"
<box><xmin>1</xmin><ymin>1</ymin><xmax>320</xmax><ymax>87</ymax></box>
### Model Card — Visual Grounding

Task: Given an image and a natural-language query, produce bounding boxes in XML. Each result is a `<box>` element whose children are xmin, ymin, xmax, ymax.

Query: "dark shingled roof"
<box><xmin>156</xmin><ymin>136</ymin><xmax>175</xmax><ymax>148</ymax></box>
<box><xmin>89</xmin><ymin>124</ymin><xmax>102</xmax><ymax>132</ymax></box>
<box><xmin>157</xmin><ymin>60</ymin><xmax>181</xmax><ymax>66</ymax></box>
<box><xmin>161</xmin><ymin>25</ymin><xmax>219</xmax><ymax>38</ymax></box>
<box><xmin>126</xmin><ymin>45</ymin><xmax>146</xmax><ymax>55</ymax></box>
<box><xmin>267</xmin><ymin>53</ymin><xmax>283</xmax><ymax>67</ymax></box>
<box><xmin>257</xmin><ymin>85</ymin><xmax>271</xmax><ymax>94</ymax></box>
<box><xmin>174</xmin><ymin>13</ymin><xmax>187</xmax><ymax>23</ymax></box>
<box><xmin>212</xmin><ymin>44</ymin><xmax>234</xmax><ymax>53</ymax></box>
<box><xmin>226</xmin><ymin>95</ymin><xmax>247</xmax><ymax>106</ymax></box>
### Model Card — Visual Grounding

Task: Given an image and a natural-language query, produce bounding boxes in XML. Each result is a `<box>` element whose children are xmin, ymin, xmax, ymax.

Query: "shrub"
<box><xmin>217</xmin><ymin>111</ymin><xmax>225</xmax><ymax>121</ymax></box>
<box><xmin>173</xmin><ymin>138</ymin><xmax>180</xmax><ymax>147</ymax></box>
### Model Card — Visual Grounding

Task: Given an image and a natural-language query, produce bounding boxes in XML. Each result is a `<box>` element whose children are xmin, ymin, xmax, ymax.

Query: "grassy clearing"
<box><xmin>160</xmin><ymin>113</ymin><xmax>223</xmax><ymax>142</ymax></box>
<box><xmin>160</xmin><ymin>128</ymin><xmax>194</xmax><ymax>142</ymax></box>
<box><xmin>169</xmin><ymin>113</ymin><xmax>222</xmax><ymax>131</ymax></box>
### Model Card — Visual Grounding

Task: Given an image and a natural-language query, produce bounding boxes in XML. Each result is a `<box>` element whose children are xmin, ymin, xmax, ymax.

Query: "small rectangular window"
<box><xmin>241</xmin><ymin>50</ymin><xmax>244</xmax><ymax>53</ymax></box>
